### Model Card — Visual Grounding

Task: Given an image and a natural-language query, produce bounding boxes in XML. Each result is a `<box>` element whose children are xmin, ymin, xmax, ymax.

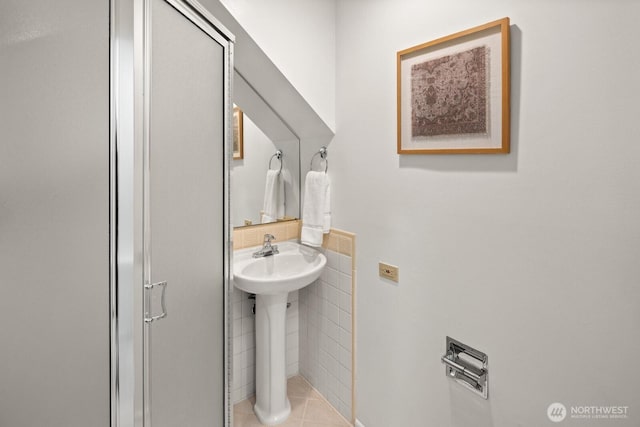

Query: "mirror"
<box><xmin>231</xmin><ymin>72</ymin><xmax>300</xmax><ymax>228</ymax></box>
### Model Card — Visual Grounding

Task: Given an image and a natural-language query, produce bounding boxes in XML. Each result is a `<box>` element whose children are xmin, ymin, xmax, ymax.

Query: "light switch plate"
<box><xmin>379</xmin><ymin>262</ymin><xmax>399</xmax><ymax>282</ymax></box>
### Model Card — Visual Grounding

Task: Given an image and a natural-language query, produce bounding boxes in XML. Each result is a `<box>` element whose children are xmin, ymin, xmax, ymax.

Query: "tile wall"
<box><xmin>300</xmin><ymin>230</ymin><xmax>356</xmax><ymax>423</ymax></box>
<box><xmin>232</xmin><ymin>219</ymin><xmax>301</xmax><ymax>251</ymax></box>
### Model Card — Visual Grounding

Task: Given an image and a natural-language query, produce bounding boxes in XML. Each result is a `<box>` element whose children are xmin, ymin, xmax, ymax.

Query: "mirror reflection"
<box><xmin>231</xmin><ymin>107</ymin><xmax>300</xmax><ymax>228</ymax></box>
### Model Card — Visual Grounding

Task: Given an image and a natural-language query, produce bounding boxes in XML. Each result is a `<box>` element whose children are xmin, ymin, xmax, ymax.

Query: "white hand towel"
<box><xmin>301</xmin><ymin>171</ymin><xmax>331</xmax><ymax>247</ymax></box>
<box><xmin>323</xmin><ymin>182</ymin><xmax>331</xmax><ymax>233</ymax></box>
<box><xmin>261</xmin><ymin>169</ymin><xmax>285</xmax><ymax>223</ymax></box>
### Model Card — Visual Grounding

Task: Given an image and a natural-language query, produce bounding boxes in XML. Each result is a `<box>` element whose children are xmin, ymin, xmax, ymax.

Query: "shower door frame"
<box><xmin>109</xmin><ymin>1</ymin><xmax>235</xmax><ymax>426</ymax></box>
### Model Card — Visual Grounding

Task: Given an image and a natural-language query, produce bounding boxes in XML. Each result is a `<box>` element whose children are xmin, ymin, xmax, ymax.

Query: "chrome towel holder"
<box><xmin>310</xmin><ymin>146</ymin><xmax>328</xmax><ymax>173</ymax></box>
<box><xmin>269</xmin><ymin>149</ymin><xmax>283</xmax><ymax>172</ymax></box>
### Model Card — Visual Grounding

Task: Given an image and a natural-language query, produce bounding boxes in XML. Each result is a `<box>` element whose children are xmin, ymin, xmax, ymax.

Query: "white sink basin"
<box><xmin>233</xmin><ymin>240</ymin><xmax>326</xmax><ymax>425</ymax></box>
<box><xmin>233</xmin><ymin>241</ymin><xmax>326</xmax><ymax>295</ymax></box>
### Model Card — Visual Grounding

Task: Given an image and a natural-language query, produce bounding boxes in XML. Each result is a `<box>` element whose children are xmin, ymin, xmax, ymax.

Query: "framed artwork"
<box><xmin>233</xmin><ymin>106</ymin><xmax>244</xmax><ymax>160</ymax></box>
<box><xmin>397</xmin><ymin>17</ymin><xmax>510</xmax><ymax>154</ymax></box>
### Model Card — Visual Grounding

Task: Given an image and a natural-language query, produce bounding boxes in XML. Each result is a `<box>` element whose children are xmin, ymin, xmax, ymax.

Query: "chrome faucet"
<box><xmin>253</xmin><ymin>234</ymin><xmax>279</xmax><ymax>258</ymax></box>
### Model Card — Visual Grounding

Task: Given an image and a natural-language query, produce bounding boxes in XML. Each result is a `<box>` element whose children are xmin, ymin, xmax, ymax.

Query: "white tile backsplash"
<box><xmin>324</xmin><ymin>267</ymin><xmax>338</xmax><ymax>287</ymax></box>
<box><xmin>327</xmin><ymin>302</ymin><xmax>340</xmax><ymax>326</ymax></box>
<box><xmin>338</xmin><ymin>272</ymin><xmax>351</xmax><ymax>294</ymax></box>
<box><xmin>338</xmin><ymin>254</ymin><xmax>352</xmax><ymax>275</ymax></box>
<box><xmin>300</xmin><ymin>245</ymin><xmax>354</xmax><ymax>422</ymax></box>
<box><xmin>233</xmin><ymin>336</ymin><xmax>242</xmax><ymax>355</ymax></box>
<box><xmin>241</xmin><ymin>316</ymin><xmax>254</xmax><ymax>335</ymax></box>
<box><xmin>233</xmin><ymin>301</ymin><xmax>242</xmax><ymax>320</ymax></box>
<box><xmin>241</xmin><ymin>331</ymin><xmax>254</xmax><ymax>352</ymax></box>
<box><xmin>340</xmin><ymin>293</ymin><xmax>351</xmax><ymax>315</ymax></box>
<box><xmin>233</xmin><ymin>318</ymin><xmax>242</xmax><ymax>338</ymax></box>
<box><xmin>339</xmin><ymin>310</ymin><xmax>351</xmax><ymax>333</ymax></box>
<box><xmin>339</xmin><ymin>328</ymin><xmax>351</xmax><ymax>352</ymax></box>
<box><xmin>326</xmin><ymin>249</ymin><xmax>339</xmax><ymax>269</ymax></box>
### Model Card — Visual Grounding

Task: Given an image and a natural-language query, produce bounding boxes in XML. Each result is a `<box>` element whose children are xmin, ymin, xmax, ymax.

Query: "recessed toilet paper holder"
<box><xmin>441</xmin><ymin>336</ymin><xmax>488</xmax><ymax>399</ymax></box>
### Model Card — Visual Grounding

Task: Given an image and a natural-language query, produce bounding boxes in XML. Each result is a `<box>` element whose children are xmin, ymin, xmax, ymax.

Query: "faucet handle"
<box><xmin>263</xmin><ymin>234</ymin><xmax>275</xmax><ymax>244</ymax></box>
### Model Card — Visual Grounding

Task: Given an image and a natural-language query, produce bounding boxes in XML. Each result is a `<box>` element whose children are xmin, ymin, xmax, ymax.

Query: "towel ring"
<box><xmin>310</xmin><ymin>146</ymin><xmax>328</xmax><ymax>173</ymax></box>
<box><xmin>269</xmin><ymin>149</ymin><xmax>283</xmax><ymax>172</ymax></box>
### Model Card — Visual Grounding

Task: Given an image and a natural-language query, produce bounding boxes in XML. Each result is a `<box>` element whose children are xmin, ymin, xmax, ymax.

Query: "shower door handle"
<box><xmin>144</xmin><ymin>281</ymin><xmax>168</xmax><ymax>323</ymax></box>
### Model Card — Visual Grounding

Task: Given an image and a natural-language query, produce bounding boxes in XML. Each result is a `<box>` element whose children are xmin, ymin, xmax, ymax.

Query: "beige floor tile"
<box><xmin>302</xmin><ymin>422</ymin><xmax>349</xmax><ymax>427</ymax></box>
<box><xmin>234</xmin><ymin>413</ymin><xmax>264</xmax><ymax>427</ymax></box>
<box><xmin>234</xmin><ymin>398</ymin><xmax>256</xmax><ymax>415</ymax></box>
<box><xmin>289</xmin><ymin>396</ymin><xmax>308</xmax><ymax>420</ymax></box>
<box><xmin>277</xmin><ymin>418</ymin><xmax>304</xmax><ymax>427</ymax></box>
<box><xmin>287</xmin><ymin>376</ymin><xmax>314</xmax><ymax>398</ymax></box>
<box><xmin>303</xmin><ymin>399</ymin><xmax>347</xmax><ymax>425</ymax></box>
<box><xmin>302</xmin><ymin>386</ymin><xmax>325</xmax><ymax>401</ymax></box>
<box><xmin>234</xmin><ymin>375</ymin><xmax>351</xmax><ymax>427</ymax></box>
<box><xmin>235</xmin><ymin>412</ymin><xmax>303</xmax><ymax>427</ymax></box>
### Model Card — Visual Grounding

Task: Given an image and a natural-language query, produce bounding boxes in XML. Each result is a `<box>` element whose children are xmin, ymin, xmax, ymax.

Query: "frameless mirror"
<box><xmin>231</xmin><ymin>71</ymin><xmax>300</xmax><ymax>228</ymax></box>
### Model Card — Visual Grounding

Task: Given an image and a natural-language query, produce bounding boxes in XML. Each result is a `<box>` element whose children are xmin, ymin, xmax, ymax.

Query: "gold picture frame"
<box><xmin>233</xmin><ymin>106</ymin><xmax>244</xmax><ymax>160</ymax></box>
<box><xmin>397</xmin><ymin>17</ymin><xmax>510</xmax><ymax>154</ymax></box>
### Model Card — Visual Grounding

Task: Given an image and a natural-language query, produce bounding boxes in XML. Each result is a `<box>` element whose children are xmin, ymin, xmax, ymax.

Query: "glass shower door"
<box><xmin>143</xmin><ymin>0</ymin><xmax>230</xmax><ymax>426</ymax></box>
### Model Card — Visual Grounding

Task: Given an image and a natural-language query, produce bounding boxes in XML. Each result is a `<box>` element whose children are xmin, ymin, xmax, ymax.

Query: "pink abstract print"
<box><xmin>411</xmin><ymin>46</ymin><xmax>488</xmax><ymax>137</ymax></box>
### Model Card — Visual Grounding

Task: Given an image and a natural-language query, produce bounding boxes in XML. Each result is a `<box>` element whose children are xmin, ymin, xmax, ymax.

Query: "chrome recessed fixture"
<box><xmin>441</xmin><ymin>336</ymin><xmax>488</xmax><ymax>399</ymax></box>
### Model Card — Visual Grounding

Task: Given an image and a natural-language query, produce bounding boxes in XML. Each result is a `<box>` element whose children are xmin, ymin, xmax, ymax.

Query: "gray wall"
<box><xmin>215</xmin><ymin>1</ymin><xmax>640</xmax><ymax>426</ymax></box>
<box><xmin>0</xmin><ymin>1</ymin><xmax>110</xmax><ymax>426</ymax></box>
<box><xmin>333</xmin><ymin>1</ymin><xmax>640</xmax><ymax>426</ymax></box>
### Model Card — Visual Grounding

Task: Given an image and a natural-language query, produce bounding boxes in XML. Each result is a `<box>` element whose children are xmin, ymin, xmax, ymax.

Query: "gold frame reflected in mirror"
<box><xmin>233</xmin><ymin>106</ymin><xmax>244</xmax><ymax>159</ymax></box>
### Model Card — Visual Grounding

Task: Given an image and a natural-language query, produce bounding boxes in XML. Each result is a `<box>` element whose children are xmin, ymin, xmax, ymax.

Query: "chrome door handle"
<box><xmin>144</xmin><ymin>281</ymin><xmax>167</xmax><ymax>323</ymax></box>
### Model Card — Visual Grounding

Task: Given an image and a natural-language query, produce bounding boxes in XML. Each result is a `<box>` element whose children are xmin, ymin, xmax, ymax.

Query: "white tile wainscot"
<box><xmin>300</xmin><ymin>230</ymin><xmax>355</xmax><ymax>423</ymax></box>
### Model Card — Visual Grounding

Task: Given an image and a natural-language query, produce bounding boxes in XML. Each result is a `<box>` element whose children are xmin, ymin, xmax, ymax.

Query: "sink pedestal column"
<box><xmin>253</xmin><ymin>293</ymin><xmax>291</xmax><ymax>425</ymax></box>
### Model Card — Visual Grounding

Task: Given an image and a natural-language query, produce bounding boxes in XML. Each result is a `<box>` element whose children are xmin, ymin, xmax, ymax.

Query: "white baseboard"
<box><xmin>355</xmin><ymin>420</ymin><xmax>365</xmax><ymax>427</ymax></box>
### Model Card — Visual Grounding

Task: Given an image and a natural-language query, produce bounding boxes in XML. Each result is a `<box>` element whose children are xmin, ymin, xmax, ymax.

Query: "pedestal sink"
<box><xmin>233</xmin><ymin>241</ymin><xmax>326</xmax><ymax>425</ymax></box>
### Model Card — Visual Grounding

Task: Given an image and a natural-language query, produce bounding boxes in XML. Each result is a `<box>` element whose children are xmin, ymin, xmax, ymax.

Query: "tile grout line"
<box><xmin>298</xmin><ymin>375</ymin><xmax>353</xmax><ymax>426</ymax></box>
<box><xmin>300</xmin><ymin>396</ymin><xmax>310</xmax><ymax>421</ymax></box>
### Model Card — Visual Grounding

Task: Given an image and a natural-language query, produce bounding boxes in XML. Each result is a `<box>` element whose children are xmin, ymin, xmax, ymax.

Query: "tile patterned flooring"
<box><xmin>234</xmin><ymin>376</ymin><xmax>351</xmax><ymax>427</ymax></box>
